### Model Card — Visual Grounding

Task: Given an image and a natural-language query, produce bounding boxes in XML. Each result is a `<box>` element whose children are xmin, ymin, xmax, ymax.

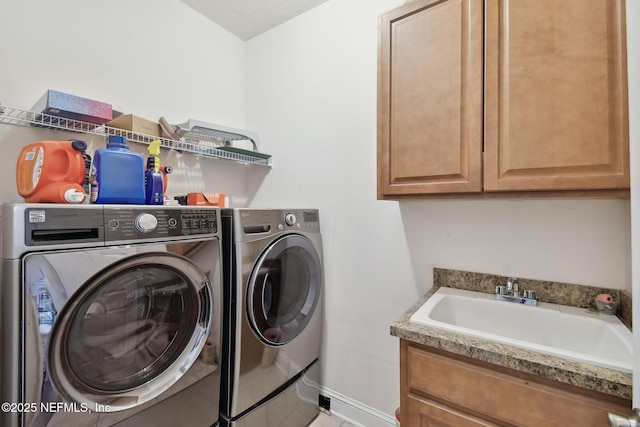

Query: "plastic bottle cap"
<box><xmin>107</xmin><ymin>135</ymin><xmax>128</xmax><ymax>149</ymax></box>
<box><xmin>64</xmin><ymin>189</ymin><xmax>85</xmax><ymax>203</ymax></box>
<box><xmin>39</xmin><ymin>324</ymin><xmax>52</xmax><ymax>334</ymax></box>
<box><xmin>70</xmin><ymin>139</ymin><xmax>88</xmax><ymax>152</ymax></box>
<box><xmin>148</xmin><ymin>140</ymin><xmax>162</xmax><ymax>172</ymax></box>
<box><xmin>148</xmin><ymin>140</ymin><xmax>162</xmax><ymax>156</ymax></box>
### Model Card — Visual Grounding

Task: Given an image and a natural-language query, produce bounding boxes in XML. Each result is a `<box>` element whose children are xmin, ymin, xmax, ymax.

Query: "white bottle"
<box><xmin>30</xmin><ymin>274</ymin><xmax>56</xmax><ymax>334</ymax></box>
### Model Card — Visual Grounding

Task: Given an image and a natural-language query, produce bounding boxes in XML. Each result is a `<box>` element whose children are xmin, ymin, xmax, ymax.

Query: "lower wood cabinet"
<box><xmin>400</xmin><ymin>339</ymin><xmax>632</xmax><ymax>427</ymax></box>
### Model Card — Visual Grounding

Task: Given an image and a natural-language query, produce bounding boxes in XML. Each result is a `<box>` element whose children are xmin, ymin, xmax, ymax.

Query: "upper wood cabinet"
<box><xmin>377</xmin><ymin>0</ymin><xmax>483</xmax><ymax>197</ymax></box>
<box><xmin>377</xmin><ymin>0</ymin><xmax>630</xmax><ymax>199</ymax></box>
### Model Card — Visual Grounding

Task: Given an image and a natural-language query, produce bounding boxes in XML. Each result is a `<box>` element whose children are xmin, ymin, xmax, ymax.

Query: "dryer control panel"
<box><xmin>104</xmin><ymin>207</ymin><xmax>218</xmax><ymax>243</ymax></box>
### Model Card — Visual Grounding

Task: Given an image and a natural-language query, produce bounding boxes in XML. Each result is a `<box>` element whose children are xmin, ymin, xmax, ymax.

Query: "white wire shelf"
<box><xmin>0</xmin><ymin>105</ymin><xmax>272</xmax><ymax>167</ymax></box>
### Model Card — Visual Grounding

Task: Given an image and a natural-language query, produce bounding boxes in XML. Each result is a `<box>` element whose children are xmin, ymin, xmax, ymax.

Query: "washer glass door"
<box><xmin>45</xmin><ymin>251</ymin><xmax>211</xmax><ymax>411</ymax></box>
<box><xmin>247</xmin><ymin>234</ymin><xmax>322</xmax><ymax>345</ymax></box>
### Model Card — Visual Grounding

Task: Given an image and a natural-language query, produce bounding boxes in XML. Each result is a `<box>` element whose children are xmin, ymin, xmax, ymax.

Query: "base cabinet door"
<box><xmin>407</xmin><ymin>394</ymin><xmax>500</xmax><ymax>427</ymax></box>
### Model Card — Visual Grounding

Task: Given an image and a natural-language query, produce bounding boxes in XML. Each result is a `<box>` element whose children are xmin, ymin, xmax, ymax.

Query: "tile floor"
<box><xmin>309</xmin><ymin>410</ymin><xmax>357</xmax><ymax>427</ymax></box>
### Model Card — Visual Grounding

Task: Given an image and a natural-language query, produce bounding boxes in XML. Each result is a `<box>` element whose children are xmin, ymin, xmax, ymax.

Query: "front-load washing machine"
<box><xmin>220</xmin><ymin>209</ymin><xmax>324</xmax><ymax>427</ymax></box>
<box><xmin>0</xmin><ymin>203</ymin><xmax>223</xmax><ymax>427</ymax></box>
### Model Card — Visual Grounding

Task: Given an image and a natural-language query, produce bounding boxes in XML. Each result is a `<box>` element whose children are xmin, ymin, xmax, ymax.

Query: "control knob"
<box><xmin>135</xmin><ymin>213</ymin><xmax>158</xmax><ymax>233</ymax></box>
<box><xmin>284</xmin><ymin>213</ymin><xmax>296</xmax><ymax>226</ymax></box>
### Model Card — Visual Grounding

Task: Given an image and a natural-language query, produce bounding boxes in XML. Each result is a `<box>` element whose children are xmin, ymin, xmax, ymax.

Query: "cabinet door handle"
<box><xmin>609</xmin><ymin>409</ymin><xmax>640</xmax><ymax>427</ymax></box>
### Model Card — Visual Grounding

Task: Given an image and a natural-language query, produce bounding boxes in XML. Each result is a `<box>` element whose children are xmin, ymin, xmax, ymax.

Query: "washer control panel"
<box><xmin>283</xmin><ymin>210</ymin><xmax>319</xmax><ymax>232</ymax></box>
<box><xmin>20</xmin><ymin>205</ymin><xmax>219</xmax><ymax>250</ymax></box>
<box><xmin>104</xmin><ymin>207</ymin><xmax>218</xmax><ymax>242</ymax></box>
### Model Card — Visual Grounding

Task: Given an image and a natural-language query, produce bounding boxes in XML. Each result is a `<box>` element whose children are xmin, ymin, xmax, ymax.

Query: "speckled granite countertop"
<box><xmin>390</xmin><ymin>268</ymin><xmax>632</xmax><ymax>400</ymax></box>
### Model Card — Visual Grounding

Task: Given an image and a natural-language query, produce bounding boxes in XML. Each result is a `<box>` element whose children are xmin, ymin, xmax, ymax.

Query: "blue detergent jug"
<box><xmin>90</xmin><ymin>135</ymin><xmax>145</xmax><ymax>204</ymax></box>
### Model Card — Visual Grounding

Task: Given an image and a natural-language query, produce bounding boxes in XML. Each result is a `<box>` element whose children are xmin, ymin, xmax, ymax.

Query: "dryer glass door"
<box><xmin>247</xmin><ymin>234</ymin><xmax>322</xmax><ymax>345</ymax></box>
<box><xmin>44</xmin><ymin>251</ymin><xmax>212</xmax><ymax>411</ymax></box>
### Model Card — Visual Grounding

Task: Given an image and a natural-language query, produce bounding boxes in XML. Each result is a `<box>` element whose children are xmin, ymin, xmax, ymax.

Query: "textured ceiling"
<box><xmin>181</xmin><ymin>0</ymin><xmax>331</xmax><ymax>41</ymax></box>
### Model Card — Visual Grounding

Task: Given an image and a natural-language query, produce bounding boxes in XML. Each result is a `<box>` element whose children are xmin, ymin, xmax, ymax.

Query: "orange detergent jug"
<box><xmin>16</xmin><ymin>139</ymin><xmax>89</xmax><ymax>203</ymax></box>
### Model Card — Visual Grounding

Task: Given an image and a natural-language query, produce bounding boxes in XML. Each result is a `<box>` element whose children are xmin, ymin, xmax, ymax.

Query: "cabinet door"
<box><xmin>407</xmin><ymin>394</ymin><xmax>500</xmax><ymax>427</ymax></box>
<box><xmin>377</xmin><ymin>0</ymin><xmax>483</xmax><ymax>198</ymax></box>
<box><xmin>484</xmin><ymin>0</ymin><xmax>629</xmax><ymax>192</ymax></box>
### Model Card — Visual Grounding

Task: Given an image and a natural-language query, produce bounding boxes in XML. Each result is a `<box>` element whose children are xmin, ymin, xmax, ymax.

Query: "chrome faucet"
<box><xmin>495</xmin><ymin>277</ymin><xmax>537</xmax><ymax>306</ymax></box>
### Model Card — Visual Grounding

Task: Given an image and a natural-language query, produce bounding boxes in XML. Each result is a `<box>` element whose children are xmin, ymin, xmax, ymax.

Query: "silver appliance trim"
<box><xmin>45</xmin><ymin>251</ymin><xmax>213</xmax><ymax>411</ymax></box>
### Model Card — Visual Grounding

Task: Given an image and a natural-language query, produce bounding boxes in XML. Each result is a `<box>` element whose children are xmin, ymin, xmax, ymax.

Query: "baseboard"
<box><xmin>319</xmin><ymin>386</ymin><xmax>396</xmax><ymax>427</ymax></box>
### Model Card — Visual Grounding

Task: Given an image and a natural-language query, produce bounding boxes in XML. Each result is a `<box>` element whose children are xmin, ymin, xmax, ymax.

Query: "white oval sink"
<box><xmin>410</xmin><ymin>287</ymin><xmax>632</xmax><ymax>372</ymax></box>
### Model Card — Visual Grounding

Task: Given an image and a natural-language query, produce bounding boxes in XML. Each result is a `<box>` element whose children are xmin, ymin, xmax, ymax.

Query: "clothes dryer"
<box><xmin>0</xmin><ymin>204</ymin><xmax>223</xmax><ymax>427</ymax></box>
<box><xmin>220</xmin><ymin>209</ymin><xmax>323</xmax><ymax>427</ymax></box>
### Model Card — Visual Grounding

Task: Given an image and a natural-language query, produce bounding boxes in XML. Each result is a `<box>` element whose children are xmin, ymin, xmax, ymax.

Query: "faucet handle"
<box><xmin>495</xmin><ymin>285</ymin><xmax>506</xmax><ymax>295</ymax></box>
<box><xmin>524</xmin><ymin>289</ymin><xmax>537</xmax><ymax>300</ymax></box>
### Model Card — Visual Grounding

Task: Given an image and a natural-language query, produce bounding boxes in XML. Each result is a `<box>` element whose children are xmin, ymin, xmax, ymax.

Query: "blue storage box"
<box><xmin>33</xmin><ymin>90</ymin><xmax>113</xmax><ymax>125</ymax></box>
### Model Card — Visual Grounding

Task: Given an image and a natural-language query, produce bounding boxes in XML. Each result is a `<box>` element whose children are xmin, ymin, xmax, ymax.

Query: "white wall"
<box><xmin>245</xmin><ymin>0</ymin><xmax>632</xmax><ymax>422</ymax></box>
<box><xmin>0</xmin><ymin>0</ymin><xmax>253</xmax><ymax>205</ymax></box>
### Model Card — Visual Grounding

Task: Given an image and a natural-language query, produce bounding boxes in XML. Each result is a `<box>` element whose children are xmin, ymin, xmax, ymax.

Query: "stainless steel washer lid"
<box><xmin>46</xmin><ymin>252</ymin><xmax>212</xmax><ymax>412</ymax></box>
